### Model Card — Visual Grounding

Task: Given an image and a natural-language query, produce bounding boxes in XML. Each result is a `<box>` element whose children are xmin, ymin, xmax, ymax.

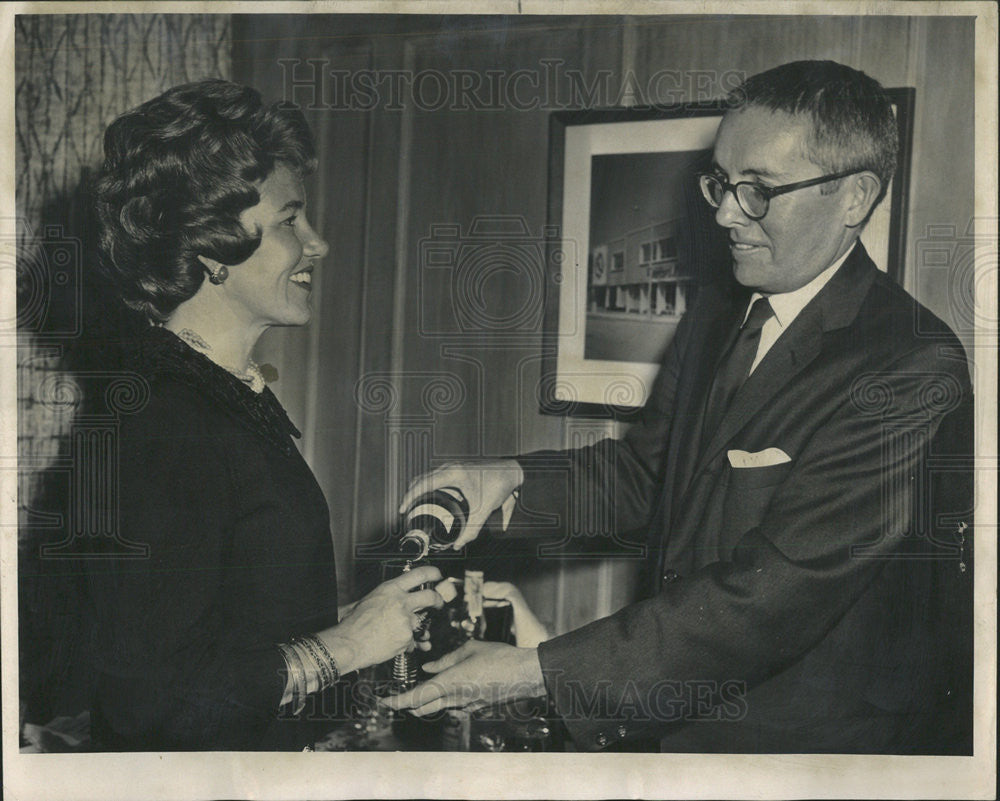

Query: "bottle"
<box><xmin>460</xmin><ymin>569</ymin><xmax>487</xmax><ymax>641</ymax></box>
<box><xmin>389</xmin><ymin>560</ymin><xmax>422</xmax><ymax>695</ymax></box>
<box><xmin>441</xmin><ymin>568</ymin><xmax>487</xmax><ymax>751</ymax></box>
<box><xmin>386</xmin><ymin>558</ymin><xmax>434</xmax><ymax>746</ymax></box>
<box><xmin>398</xmin><ymin>487</ymin><xmax>469</xmax><ymax>560</ymax></box>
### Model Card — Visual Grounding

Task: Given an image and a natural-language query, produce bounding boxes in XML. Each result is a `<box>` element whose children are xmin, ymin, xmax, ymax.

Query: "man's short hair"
<box><xmin>94</xmin><ymin>79</ymin><xmax>316</xmax><ymax>323</ymax></box>
<box><xmin>727</xmin><ymin>60</ymin><xmax>898</xmax><ymax>211</ymax></box>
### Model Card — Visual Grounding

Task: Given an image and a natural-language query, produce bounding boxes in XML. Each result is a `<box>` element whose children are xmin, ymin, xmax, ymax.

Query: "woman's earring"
<box><xmin>208</xmin><ymin>265</ymin><xmax>229</xmax><ymax>285</ymax></box>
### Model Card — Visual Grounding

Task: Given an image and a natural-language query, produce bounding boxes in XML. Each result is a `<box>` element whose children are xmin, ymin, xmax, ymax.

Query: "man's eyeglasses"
<box><xmin>698</xmin><ymin>168</ymin><xmax>866</xmax><ymax>221</ymax></box>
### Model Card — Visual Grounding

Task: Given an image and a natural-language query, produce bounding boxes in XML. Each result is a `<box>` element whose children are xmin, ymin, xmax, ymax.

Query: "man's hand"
<box><xmin>381</xmin><ymin>641</ymin><xmax>546</xmax><ymax>716</ymax></box>
<box><xmin>398</xmin><ymin>459</ymin><xmax>524</xmax><ymax>549</ymax></box>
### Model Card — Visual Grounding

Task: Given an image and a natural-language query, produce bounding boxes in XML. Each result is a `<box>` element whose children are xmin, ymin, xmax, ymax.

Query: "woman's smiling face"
<box><xmin>219</xmin><ymin>163</ymin><xmax>328</xmax><ymax>330</ymax></box>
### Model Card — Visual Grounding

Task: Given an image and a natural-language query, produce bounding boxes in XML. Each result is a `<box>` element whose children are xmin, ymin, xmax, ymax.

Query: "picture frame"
<box><xmin>541</xmin><ymin>89</ymin><xmax>915</xmax><ymax>417</ymax></box>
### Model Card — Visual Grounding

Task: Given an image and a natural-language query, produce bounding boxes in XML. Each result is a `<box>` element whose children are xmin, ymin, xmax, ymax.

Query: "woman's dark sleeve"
<box><xmin>85</xmin><ymin>389</ymin><xmax>288</xmax><ymax>750</ymax></box>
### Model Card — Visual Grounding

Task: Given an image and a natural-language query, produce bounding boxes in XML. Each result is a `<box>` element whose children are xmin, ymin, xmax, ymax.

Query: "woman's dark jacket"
<box><xmin>28</xmin><ymin>327</ymin><xmax>340</xmax><ymax>750</ymax></box>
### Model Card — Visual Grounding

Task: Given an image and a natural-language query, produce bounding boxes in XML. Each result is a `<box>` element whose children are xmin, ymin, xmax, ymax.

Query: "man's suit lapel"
<box><xmin>683</xmin><ymin>244</ymin><xmax>880</xmax><ymax>497</ymax></box>
<box><xmin>696</xmin><ymin>312</ymin><xmax>824</xmax><ymax>472</ymax></box>
<box><xmin>665</xmin><ymin>285</ymin><xmax>748</xmax><ymax>514</ymax></box>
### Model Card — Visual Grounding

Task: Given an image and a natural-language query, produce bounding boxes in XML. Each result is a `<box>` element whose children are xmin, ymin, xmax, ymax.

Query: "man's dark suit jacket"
<box><xmin>515</xmin><ymin>243</ymin><xmax>973</xmax><ymax>754</ymax></box>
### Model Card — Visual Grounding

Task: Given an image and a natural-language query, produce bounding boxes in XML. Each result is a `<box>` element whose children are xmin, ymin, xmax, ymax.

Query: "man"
<box><xmin>386</xmin><ymin>61</ymin><xmax>973</xmax><ymax>754</ymax></box>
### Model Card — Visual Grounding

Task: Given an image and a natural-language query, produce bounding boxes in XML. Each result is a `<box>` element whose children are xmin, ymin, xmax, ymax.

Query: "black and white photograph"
<box><xmin>584</xmin><ymin>149</ymin><xmax>713</xmax><ymax>365</ymax></box>
<box><xmin>543</xmin><ymin>92</ymin><xmax>913</xmax><ymax>415</ymax></box>
<box><xmin>2</xmin><ymin>4</ymin><xmax>996</xmax><ymax>800</ymax></box>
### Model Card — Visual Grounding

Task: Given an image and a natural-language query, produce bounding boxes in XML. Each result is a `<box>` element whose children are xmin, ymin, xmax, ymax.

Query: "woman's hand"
<box><xmin>398</xmin><ymin>459</ymin><xmax>524</xmax><ymax>549</ymax></box>
<box><xmin>336</xmin><ymin>598</ymin><xmax>359</xmax><ymax>621</ymax></box>
<box><xmin>319</xmin><ymin>565</ymin><xmax>444</xmax><ymax>675</ymax></box>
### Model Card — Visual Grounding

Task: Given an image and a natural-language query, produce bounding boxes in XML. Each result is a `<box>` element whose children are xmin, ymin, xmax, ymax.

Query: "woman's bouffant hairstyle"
<box><xmin>94</xmin><ymin>79</ymin><xmax>317</xmax><ymax>322</ymax></box>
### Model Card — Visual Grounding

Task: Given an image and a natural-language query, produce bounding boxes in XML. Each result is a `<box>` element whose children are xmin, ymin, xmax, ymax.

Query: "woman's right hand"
<box><xmin>318</xmin><ymin>565</ymin><xmax>444</xmax><ymax>675</ymax></box>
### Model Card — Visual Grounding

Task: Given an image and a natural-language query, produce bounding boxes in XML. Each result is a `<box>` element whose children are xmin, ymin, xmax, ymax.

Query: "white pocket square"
<box><xmin>727</xmin><ymin>447</ymin><xmax>791</xmax><ymax>468</ymax></box>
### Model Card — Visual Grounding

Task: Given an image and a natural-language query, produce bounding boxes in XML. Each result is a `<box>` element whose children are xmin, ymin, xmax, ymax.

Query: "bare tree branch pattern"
<box><xmin>15</xmin><ymin>14</ymin><xmax>232</xmax><ymax>529</ymax></box>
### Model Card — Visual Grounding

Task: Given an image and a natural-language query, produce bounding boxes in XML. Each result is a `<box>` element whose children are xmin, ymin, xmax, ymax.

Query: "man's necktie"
<box><xmin>702</xmin><ymin>297</ymin><xmax>774</xmax><ymax>442</ymax></box>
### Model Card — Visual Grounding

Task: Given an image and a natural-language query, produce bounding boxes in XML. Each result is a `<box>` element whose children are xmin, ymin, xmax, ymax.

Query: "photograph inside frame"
<box><xmin>5</xmin><ymin>6</ymin><xmax>996</xmax><ymax>800</ymax></box>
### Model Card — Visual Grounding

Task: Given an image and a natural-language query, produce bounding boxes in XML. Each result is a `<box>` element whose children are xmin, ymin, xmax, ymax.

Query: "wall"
<box><xmin>15</xmin><ymin>14</ymin><xmax>232</xmax><ymax>531</ymax></box>
<box><xmin>233</xmin><ymin>14</ymin><xmax>976</xmax><ymax>635</ymax></box>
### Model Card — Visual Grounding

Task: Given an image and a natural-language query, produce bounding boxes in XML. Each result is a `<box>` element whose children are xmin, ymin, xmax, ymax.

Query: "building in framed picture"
<box><xmin>586</xmin><ymin>216</ymin><xmax>698</xmax><ymax>363</ymax></box>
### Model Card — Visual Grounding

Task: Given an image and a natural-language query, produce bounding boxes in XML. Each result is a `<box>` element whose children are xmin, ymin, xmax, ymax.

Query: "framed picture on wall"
<box><xmin>540</xmin><ymin>90</ymin><xmax>914</xmax><ymax>417</ymax></box>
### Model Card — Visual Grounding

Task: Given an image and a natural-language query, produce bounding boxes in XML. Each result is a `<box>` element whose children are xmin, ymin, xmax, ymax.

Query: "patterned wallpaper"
<box><xmin>16</xmin><ymin>14</ymin><xmax>231</xmax><ymax>249</ymax></box>
<box><xmin>15</xmin><ymin>14</ymin><xmax>232</xmax><ymax>528</ymax></box>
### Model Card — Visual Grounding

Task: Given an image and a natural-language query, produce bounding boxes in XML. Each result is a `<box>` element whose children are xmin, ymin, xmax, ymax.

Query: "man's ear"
<box><xmin>844</xmin><ymin>172</ymin><xmax>882</xmax><ymax>228</ymax></box>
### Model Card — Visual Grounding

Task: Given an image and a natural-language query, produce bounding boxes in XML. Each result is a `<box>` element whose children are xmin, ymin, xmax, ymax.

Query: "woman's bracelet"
<box><xmin>304</xmin><ymin>635</ymin><xmax>341</xmax><ymax>686</ymax></box>
<box><xmin>278</xmin><ymin>642</ymin><xmax>308</xmax><ymax>713</ymax></box>
<box><xmin>292</xmin><ymin>634</ymin><xmax>341</xmax><ymax>691</ymax></box>
<box><xmin>279</xmin><ymin>633</ymin><xmax>341</xmax><ymax>713</ymax></box>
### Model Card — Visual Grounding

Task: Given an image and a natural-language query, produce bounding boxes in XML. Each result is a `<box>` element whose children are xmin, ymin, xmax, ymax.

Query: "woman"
<box><xmin>72</xmin><ymin>79</ymin><xmax>442</xmax><ymax>750</ymax></box>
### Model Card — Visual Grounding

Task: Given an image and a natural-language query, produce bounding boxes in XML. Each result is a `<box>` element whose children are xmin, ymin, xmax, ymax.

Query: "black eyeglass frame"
<box><xmin>698</xmin><ymin>167</ymin><xmax>868</xmax><ymax>220</ymax></box>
